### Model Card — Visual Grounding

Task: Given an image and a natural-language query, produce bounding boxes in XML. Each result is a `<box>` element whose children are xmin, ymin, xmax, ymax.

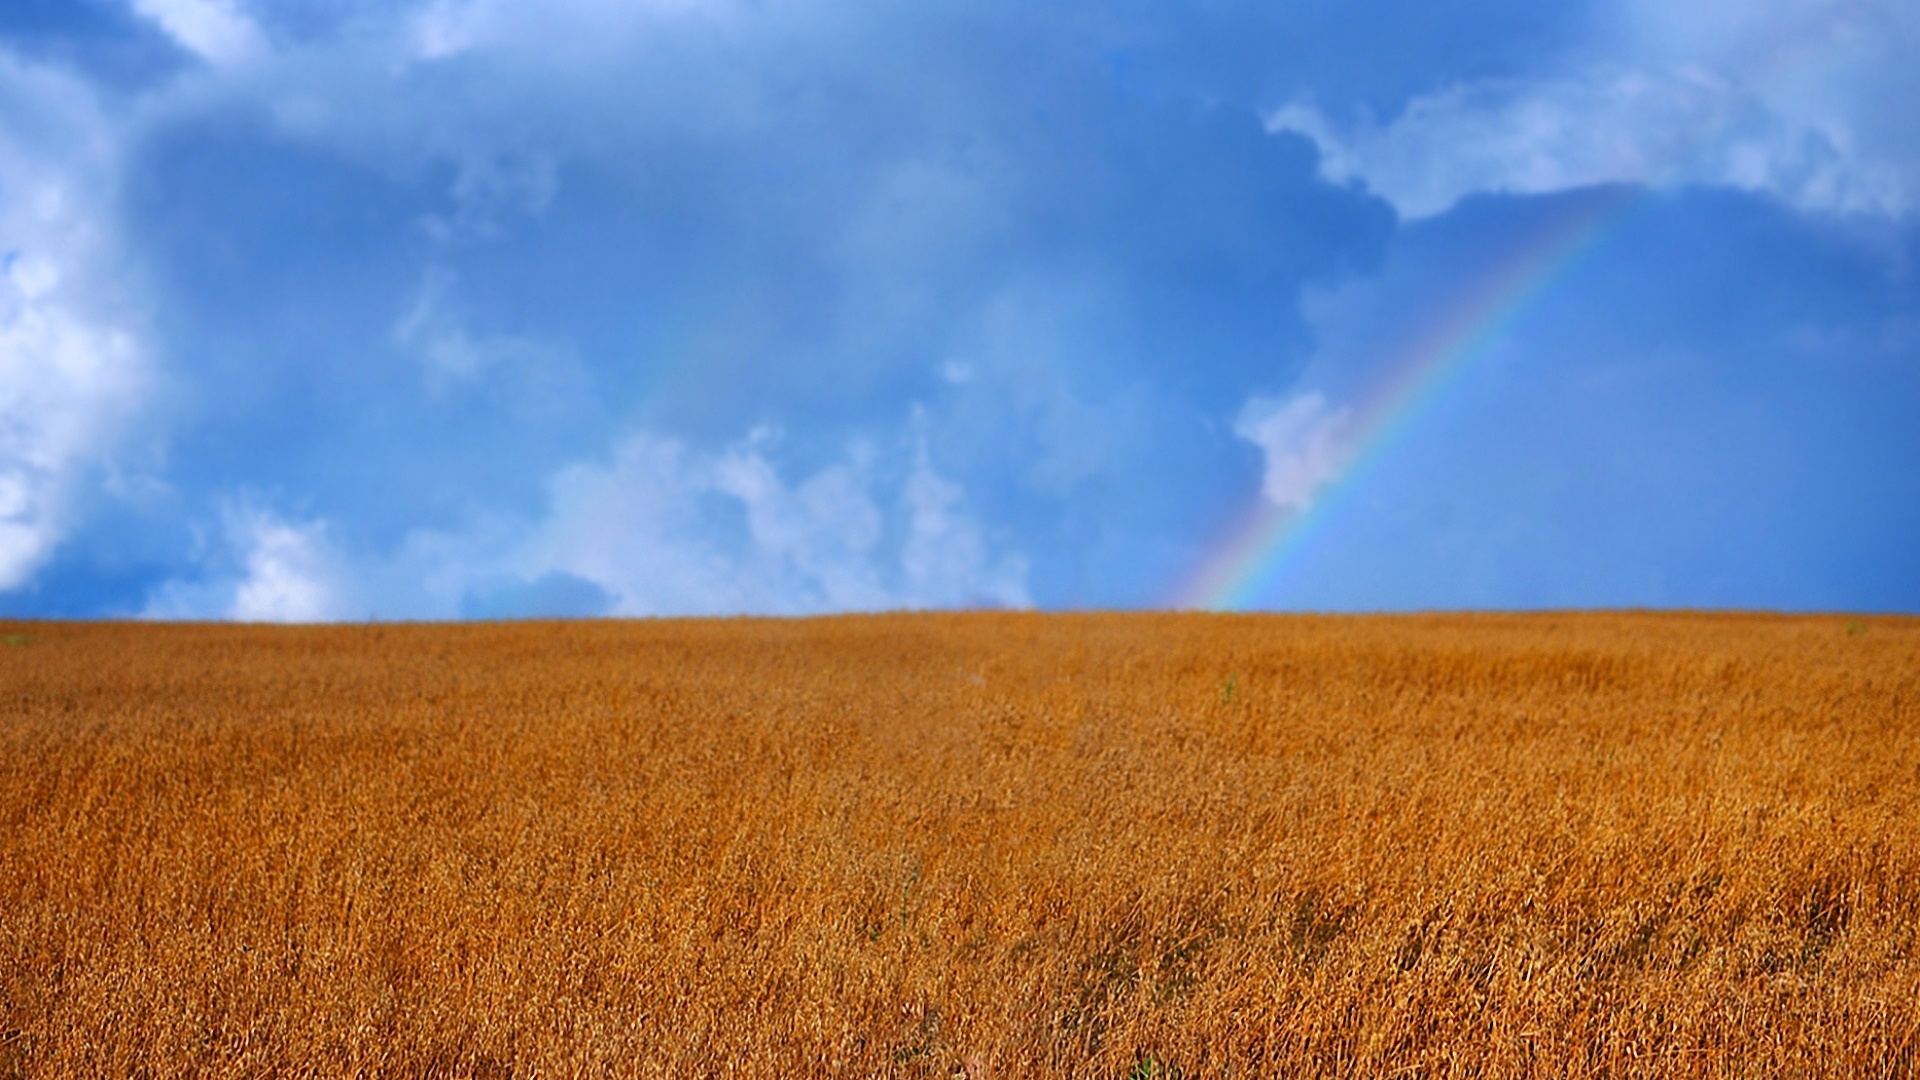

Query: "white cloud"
<box><xmin>897</xmin><ymin>444</ymin><xmax>1027</xmax><ymax>607</ymax></box>
<box><xmin>406</xmin><ymin>0</ymin><xmax>737</xmax><ymax>63</ymax></box>
<box><xmin>1234</xmin><ymin>392</ymin><xmax>1354</xmax><ymax>513</ymax></box>
<box><xmin>139</xmin><ymin>425</ymin><xmax>1030</xmax><ymax>621</ymax></box>
<box><xmin>1270</xmin><ymin>71</ymin><xmax>1741</xmax><ymax>219</ymax></box>
<box><xmin>708</xmin><ymin>434</ymin><xmax>892</xmax><ymax>610</ymax></box>
<box><xmin>224</xmin><ymin>511</ymin><xmax>345</xmax><ymax>622</ymax></box>
<box><xmin>0</xmin><ymin>56</ymin><xmax>151</xmax><ymax>591</ymax></box>
<box><xmin>1272</xmin><ymin>3</ymin><xmax>1920</xmax><ymax>219</ymax></box>
<box><xmin>520</xmin><ymin>429</ymin><xmax>1028</xmax><ymax>615</ymax></box>
<box><xmin>409</xmin><ymin>0</ymin><xmax>485</xmax><ymax>62</ymax></box>
<box><xmin>144</xmin><ymin>505</ymin><xmax>349</xmax><ymax>622</ymax></box>
<box><xmin>0</xmin><ymin>263</ymin><xmax>146</xmax><ymax>588</ymax></box>
<box><xmin>130</xmin><ymin>0</ymin><xmax>268</xmax><ymax>68</ymax></box>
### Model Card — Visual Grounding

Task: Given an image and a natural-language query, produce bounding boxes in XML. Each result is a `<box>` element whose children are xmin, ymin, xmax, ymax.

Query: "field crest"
<box><xmin>3</xmin><ymin>613</ymin><xmax>1917</xmax><ymax>1077</ymax></box>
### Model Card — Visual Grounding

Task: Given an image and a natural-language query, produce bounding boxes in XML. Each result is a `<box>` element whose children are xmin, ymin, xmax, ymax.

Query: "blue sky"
<box><xmin>1</xmin><ymin>0</ymin><xmax>1915</xmax><ymax>619</ymax></box>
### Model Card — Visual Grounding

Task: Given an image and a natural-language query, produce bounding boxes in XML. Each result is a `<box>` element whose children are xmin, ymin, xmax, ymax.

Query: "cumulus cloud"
<box><xmin>0</xmin><ymin>259</ymin><xmax>146</xmax><ymax>589</ymax></box>
<box><xmin>1271</xmin><ymin>72</ymin><xmax>1742</xmax><ymax>219</ymax></box>
<box><xmin>408</xmin><ymin>0</ymin><xmax>485</xmax><ymax>63</ymax></box>
<box><xmin>142</xmin><ymin>426</ymin><xmax>1030</xmax><ymax>620</ymax></box>
<box><xmin>1233</xmin><ymin>392</ymin><xmax>1354</xmax><ymax>513</ymax></box>
<box><xmin>898</xmin><ymin>444</ymin><xmax>1021</xmax><ymax>605</ymax></box>
<box><xmin>130</xmin><ymin>0</ymin><xmax>268</xmax><ymax>68</ymax></box>
<box><xmin>518</xmin><ymin>429</ymin><xmax>1029</xmax><ymax>616</ymax></box>
<box><xmin>1272</xmin><ymin>2</ymin><xmax>1920</xmax><ymax>219</ymax></box>
<box><xmin>0</xmin><ymin>55</ymin><xmax>151</xmax><ymax>591</ymax></box>
<box><xmin>144</xmin><ymin>505</ymin><xmax>349</xmax><ymax>622</ymax></box>
<box><xmin>223</xmin><ymin>512</ymin><xmax>346</xmax><ymax>622</ymax></box>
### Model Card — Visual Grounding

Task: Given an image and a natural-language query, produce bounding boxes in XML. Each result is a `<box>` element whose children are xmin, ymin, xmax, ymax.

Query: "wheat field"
<box><xmin>1</xmin><ymin>613</ymin><xmax>1916</xmax><ymax>1078</ymax></box>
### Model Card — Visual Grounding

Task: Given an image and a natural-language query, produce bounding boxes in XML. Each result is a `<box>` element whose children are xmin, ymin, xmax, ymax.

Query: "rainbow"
<box><xmin>1170</xmin><ymin>0</ymin><xmax>1891</xmax><ymax>611</ymax></box>
<box><xmin>1171</xmin><ymin>185</ymin><xmax>1639</xmax><ymax>611</ymax></box>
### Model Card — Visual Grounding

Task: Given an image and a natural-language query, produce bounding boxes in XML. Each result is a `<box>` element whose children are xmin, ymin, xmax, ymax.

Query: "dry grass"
<box><xmin>1</xmin><ymin>612</ymin><xmax>1917</xmax><ymax>1078</ymax></box>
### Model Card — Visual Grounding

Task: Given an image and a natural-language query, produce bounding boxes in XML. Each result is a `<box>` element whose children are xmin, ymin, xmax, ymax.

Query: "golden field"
<box><xmin>1</xmin><ymin>612</ymin><xmax>1916</xmax><ymax>1078</ymax></box>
